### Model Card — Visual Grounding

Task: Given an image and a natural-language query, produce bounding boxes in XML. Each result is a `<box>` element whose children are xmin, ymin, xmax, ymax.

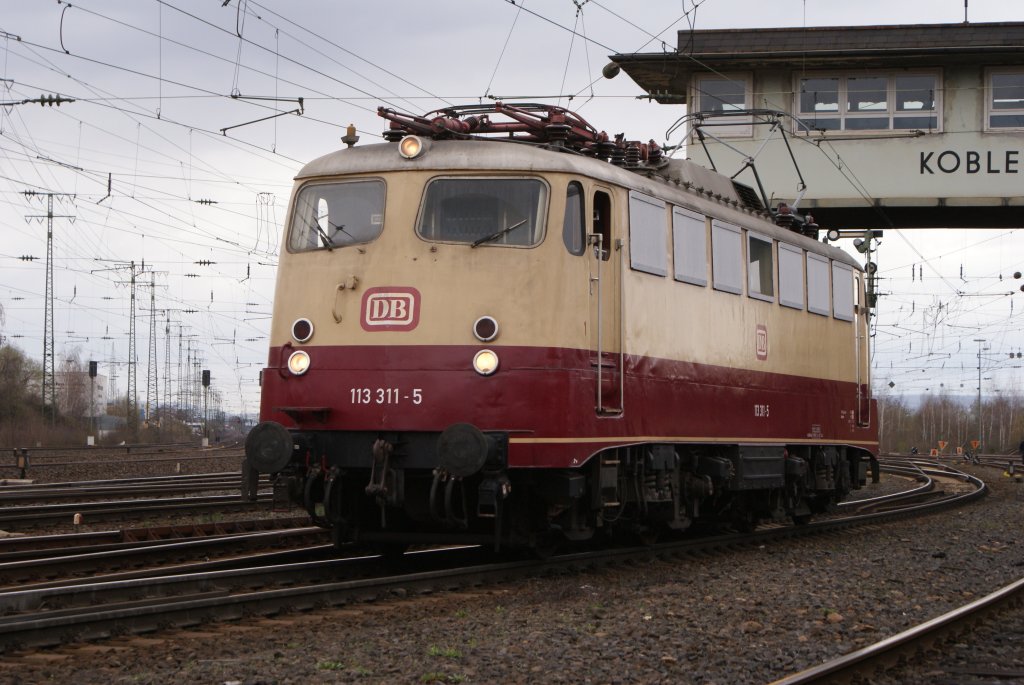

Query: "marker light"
<box><xmin>292</xmin><ymin>318</ymin><xmax>313</xmax><ymax>343</ymax></box>
<box><xmin>287</xmin><ymin>350</ymin><xmax>311</xmax><ymax>376</ymax></box>
<box><xmin>473</xmin><ymin>315</ymin><xmax>499</xmax><ymax>342</ymax></box>
<box><xmin>399</xmin><ymin>135</ymin><xmax>424</xmax><ymax>159</ymax></box>
<box><xmin>472</xmin><ymin>349</ymin><xmax>499</xmax><ymax>376</ymax></box>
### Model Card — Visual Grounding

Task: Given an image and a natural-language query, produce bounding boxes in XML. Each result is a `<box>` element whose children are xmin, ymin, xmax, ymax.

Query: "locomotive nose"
<box><xmin>245</xmin><ymin>421</ymin><xmax>295</xmax><ymax>473</ymax></box>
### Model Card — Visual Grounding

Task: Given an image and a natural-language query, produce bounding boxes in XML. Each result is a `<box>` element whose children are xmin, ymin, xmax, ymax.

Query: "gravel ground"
<box><xmin>2</xmin><ymin>464</ymin><xmax>1023</xmax><ymax>685</ymax></box>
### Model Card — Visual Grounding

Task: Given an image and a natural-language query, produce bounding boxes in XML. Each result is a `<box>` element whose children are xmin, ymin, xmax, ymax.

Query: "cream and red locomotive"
<box><xmin>244</xmin><ymin>103</ymin><xmax>878</xmax><ymax>552</ymax></box>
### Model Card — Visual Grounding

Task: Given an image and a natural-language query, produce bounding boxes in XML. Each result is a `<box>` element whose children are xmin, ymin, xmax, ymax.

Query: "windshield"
<box><xmin>288</xmin><ymin>180</ymin><xmax>385</xmax><ymax>252</ymax></box>
<box><xmin>416</xmin><ymin>177</ymin><xmax>547</xmax><ymax>247</ymax></box>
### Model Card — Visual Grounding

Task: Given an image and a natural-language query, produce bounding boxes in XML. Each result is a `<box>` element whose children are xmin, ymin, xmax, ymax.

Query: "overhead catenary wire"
<box><xmin>0</xmin><ymin>1</ymin><xmax>1020</xmax><ymax>415</ymax></box>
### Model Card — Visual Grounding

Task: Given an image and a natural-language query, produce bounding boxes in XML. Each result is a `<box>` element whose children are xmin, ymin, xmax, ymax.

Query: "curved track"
<box><xmin>767</xmin><ymin>575</ymin><xmax>1024</xmax><ymax>684</ymax></box>
<box><xmin>0</xmin><ymin>463</ymin><xmax>986</xmax><ymax>654</ymax></box>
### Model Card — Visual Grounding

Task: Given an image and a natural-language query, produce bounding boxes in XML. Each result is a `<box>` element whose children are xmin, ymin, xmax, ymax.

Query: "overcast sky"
<box><xmin>0</xmin><ymin>0</ymin><xmax>1021</xmax><ymax>417</ymax></box>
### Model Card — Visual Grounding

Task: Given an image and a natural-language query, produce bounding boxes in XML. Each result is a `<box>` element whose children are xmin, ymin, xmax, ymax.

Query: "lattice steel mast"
<box><xmin>23</xmin><ymin>191</ymin><xmax>75</xmax><ymax>416</ymax></box>
<box><xmin>145</xmin><ymin>273</ymin><xmax>158</xmax><ymax>424</ymax></box>
<box><xmin>164</xmin><ymin>313</ymin><xmax>172</xmax><ymax>418</ymax></box>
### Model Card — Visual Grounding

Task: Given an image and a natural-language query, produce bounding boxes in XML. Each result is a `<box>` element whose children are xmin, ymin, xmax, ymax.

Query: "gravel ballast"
<box><xmin>2</xmin><ymin>464</ymin><xmax>1022</xmax><ymax>684</ymax></box>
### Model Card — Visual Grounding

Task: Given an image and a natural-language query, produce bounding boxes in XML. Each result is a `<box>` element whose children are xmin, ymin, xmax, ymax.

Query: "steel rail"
<box><xmin>0</xmin><ymin>494</ymin><xmax>274</xmax><ymax>529</ymax></box>
<box><xmin>0</xmin><ymin>454</ymin><xmax>243</xmax><ymax>469</ymax></box>
<box><xmin>767</xmin><ymin>575</ymin><xmax>1024</xmax><ymax>685</ymax></box>
<box><xmin>0</xmin><ymin>515</ymin><xmax>309</xmax><ymax>558</ymax></box>
<box><xmin>0</xmin><ymin>527</ymin><xmax>328</xmax><ymax>587</ymax></box>
<box><xmin>2</xmin><ymin>472</ymin><xmax>248</xmax><ymax>489</ymax></box>
<box><xmin>0</xmin><ymin>482</ymin><xmax>260</xmax><ymax>504</ymax></box>
<box><xmin>8</xmin><ymin>542</ymin><xmax>342</xmax><ymax>593</ymax></box>
<box><xmin>835</xmin><ymin>463</ymin><xmax>983</xmax><ymax>515</ymax></box>
<box><xmin>837</xmin><ymin>465</ymin><xmax>933</xmax><ymax>512</ymax></box>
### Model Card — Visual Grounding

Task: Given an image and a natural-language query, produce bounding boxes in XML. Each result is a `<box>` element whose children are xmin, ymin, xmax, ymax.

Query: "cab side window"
<box><xmin>562</xmin><ymin>181</ymin><xmax>586</xmax><ymax>255</ymax></box>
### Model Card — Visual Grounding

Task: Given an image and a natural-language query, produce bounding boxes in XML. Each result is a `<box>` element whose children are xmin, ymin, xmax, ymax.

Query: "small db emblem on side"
<box><xmin>755</xmin><ymin>324</ymin><xmax>768</xmax><ymax>361</ymax></box>
<box><xmin>361</xmin><ymin>287</ymin><xmax>420</xmax><ymax>332</ymax></box>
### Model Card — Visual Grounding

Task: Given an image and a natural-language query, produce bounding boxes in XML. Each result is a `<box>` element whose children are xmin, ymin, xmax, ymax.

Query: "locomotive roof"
<box><xmin>295</xmin><ymin>139</ymin><xmax>861</xmax><ymax>269</ymax></box>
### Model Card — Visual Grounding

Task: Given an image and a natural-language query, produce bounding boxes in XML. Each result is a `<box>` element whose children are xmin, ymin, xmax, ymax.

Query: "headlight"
<box><xmin>287</xmin><ymin>350</ymin><xmax>311</xmax><ymax>376</ymax></box>
<box><xmin>473</xmin><ymin>315</ymin><xmax>499</xmax><ymax>342</ymax></box>
<box><xmin>399</xmin><ymin>135</ymin><xmax>424</xmax><ymax>159</ymax></box>
<box><xmin>292</xmin><ymin>318</ymin><xmax>313</xmax><ymax>343</ymax></box>
<box><xmin>473</xmin><ymin>349</ymin><xmax>499</xmax><ymax>376</ymax></box>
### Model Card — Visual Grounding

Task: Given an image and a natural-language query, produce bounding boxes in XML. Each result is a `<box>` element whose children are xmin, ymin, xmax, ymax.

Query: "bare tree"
<box><xmin>57</xmin><ymin>348</ymin><xmax>89</xmax><ymax>419</ymax></box>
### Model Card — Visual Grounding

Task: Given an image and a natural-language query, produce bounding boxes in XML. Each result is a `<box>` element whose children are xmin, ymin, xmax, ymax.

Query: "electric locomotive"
<box><xmin>244</xmin><ymin>103</ymin><xmax>878</xmax><ymax>552</ymax></box>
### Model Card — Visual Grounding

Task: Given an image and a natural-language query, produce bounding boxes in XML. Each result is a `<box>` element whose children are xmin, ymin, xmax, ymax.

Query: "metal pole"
<box><xmin>973</xmin><ymin>338</ymin><xmax>985</xmax><ymax>451</ymax></box>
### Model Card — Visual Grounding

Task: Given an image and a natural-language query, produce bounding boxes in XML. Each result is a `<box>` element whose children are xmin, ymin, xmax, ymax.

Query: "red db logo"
<box><xmin>360</xmin><ymin>287</ymin><xmax>420</xmax><ymax>331</ymax></box>
<box><xmin>755</xmin><ymin>324</ymin><xmax>768</xmax><ymax>361</ymax></box>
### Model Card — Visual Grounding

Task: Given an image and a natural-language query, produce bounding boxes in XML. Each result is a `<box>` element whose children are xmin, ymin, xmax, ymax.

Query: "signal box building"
<box><xmin>609</xmin><ymin>22</ymin><xmax>1024</xmax><ymax>229</ymax></box>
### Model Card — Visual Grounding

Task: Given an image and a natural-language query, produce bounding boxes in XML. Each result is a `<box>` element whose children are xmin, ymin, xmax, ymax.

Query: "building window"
<box><xmin>894</xmin><ymin>75</ymin><xmax>939</xmax><ymax>129</ymax></box>
<box><xmin>799</xmin><ymin>77</ymin><xmax>840</xmax><ymax>131</ymax></box>
<box><xmin>797</xmin><ymin>72</ymin><xmax>939</xmax><ymax>133</ymax></box>
<box><xmin>988</xmin><ymin>70</ymin><xmax>1024</xmax><ymax>130</ymax></box>
<box><xmin>693</xmin><ymin>74</ymin><xmax>752</xmax><ymax>137</ymax></box>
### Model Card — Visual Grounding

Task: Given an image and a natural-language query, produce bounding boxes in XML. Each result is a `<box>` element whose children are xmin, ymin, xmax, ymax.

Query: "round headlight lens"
<box><xmin>287</xmin><ymin>350</ymin><xmax>311</xmax><ymax>376</ymax></box>
<box><xmin>473</xmin><ymin>315</ymin><xmax>499</xmax><ymax>342</ymax></box>
<box><xmin>472</xmin><ymin>349</ymin><xmax>499</xmax><ymax>376</ymax></box>
<box><xmin>292</xmin><ymin>318</ymin><xmax>313</xmax><ymax>343</ymax></box>
<box><xmin>399</xmin><ymin>135</ymin><xmax>424</xmax><ymax>159</ymax></box>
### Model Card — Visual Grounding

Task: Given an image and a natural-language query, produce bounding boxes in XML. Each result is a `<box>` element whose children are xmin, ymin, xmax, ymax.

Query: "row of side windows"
<box><xmin>692</xmin><ymin>68</ymin><xmax>1024</xmax><ymax>134</ymax></box>
<box><xmin>626</xmin><ymin>189</ymin><xmax>855</xmax><ymax>322</ymax></box>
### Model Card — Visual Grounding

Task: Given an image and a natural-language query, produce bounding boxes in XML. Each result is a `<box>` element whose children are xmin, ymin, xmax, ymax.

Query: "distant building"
<box><xmin>609</xmin><ymin>22</ymin><xmax>1024</xmax><ymax>229</ymax></box>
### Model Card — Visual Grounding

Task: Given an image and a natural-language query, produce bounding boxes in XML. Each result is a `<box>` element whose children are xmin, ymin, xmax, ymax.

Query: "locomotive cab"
<box><xmin>247</xmin><ymin>137</ymin><xmax>620</xmax><ymax>549</ymax></box>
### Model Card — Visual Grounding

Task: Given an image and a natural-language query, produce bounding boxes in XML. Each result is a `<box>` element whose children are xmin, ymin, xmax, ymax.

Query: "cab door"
<box><xmin>588</xmin><ymin>188</ymin><xmax>623</xmax><ymax>415</ymax></box>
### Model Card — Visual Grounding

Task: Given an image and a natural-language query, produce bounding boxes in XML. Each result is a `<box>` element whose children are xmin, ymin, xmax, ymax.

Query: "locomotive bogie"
<box><xmin>247</xmin><ymin>130</ymin><xmax>877</xmax><ymax>552</ymax></box>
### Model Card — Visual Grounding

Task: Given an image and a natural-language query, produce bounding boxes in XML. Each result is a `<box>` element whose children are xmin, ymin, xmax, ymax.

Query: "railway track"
<box><xmin>0</xmin><ymin>463</ymin><xmax>986</xmax><ymax>654</ymax></box>
<box><xmin>0</xmin><ymin>444</ymin><xmax>243</xmax><ymax>469</ymax></box>
<box><xmin>0</xmin><ymin>467</ymin><xmax>274</xmax><ymax>532</ymax></box>
<box><xmin>0</xmin><ymin>493</ymin><xmax>275</xmax><ymax>530</ymax></box>
<box><xmin>0</xmin><ymin>516</ymin><xmax>318</xmax><ymax>587</ymax></box>
<box><xmin>768</xmin><ymin>575</ymin><xmax>1024</xmax><ymax>684</ymax></box>
<box><xmin>0</xmin><ymin>472</ymin><xmax>266</xmax><ymax>504</ymax></box>
<box><xmin>0</xmin><ymin>515</ymin><xmax>307</xmax><ymax>555</ymax></box>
